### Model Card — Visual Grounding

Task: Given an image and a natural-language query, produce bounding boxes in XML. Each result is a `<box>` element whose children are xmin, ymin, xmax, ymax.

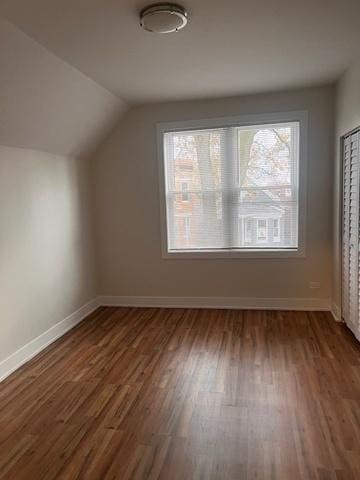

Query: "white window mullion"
<box><xmin>222</xmin><ymin>127</ymin><xmax>238</xmax><ymax>248</ymax></box>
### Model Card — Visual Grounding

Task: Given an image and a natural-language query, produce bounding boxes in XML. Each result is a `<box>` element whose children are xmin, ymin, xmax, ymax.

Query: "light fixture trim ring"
<box><xmin>140</xmin><ymin>3</ymin><xmax>188</xmax><ymax>33</ymax></box>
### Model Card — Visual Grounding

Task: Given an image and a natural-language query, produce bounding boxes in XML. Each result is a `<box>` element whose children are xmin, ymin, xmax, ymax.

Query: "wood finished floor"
<box><xmin>0</xmin><ymin>308</ymin><xmax>360</xmax><ymax>480</ymax></box>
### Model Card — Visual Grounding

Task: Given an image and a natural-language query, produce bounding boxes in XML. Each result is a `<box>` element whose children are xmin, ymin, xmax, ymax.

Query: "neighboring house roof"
<box><xmin>238</xmin><ymin>186</ymin><xmax>287</xmax><ymax>218</ymax></box>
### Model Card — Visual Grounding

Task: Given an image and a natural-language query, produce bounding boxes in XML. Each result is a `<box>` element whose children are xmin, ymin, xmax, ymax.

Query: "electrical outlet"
<box><xmin>309</xmin><ymin>281</ymin><xmax>321</xmax><ymax>289</ymax></box>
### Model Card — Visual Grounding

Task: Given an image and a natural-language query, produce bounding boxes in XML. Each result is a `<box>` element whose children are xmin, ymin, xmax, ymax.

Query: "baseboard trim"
<box><xmin>0</xmin><ymin>295</ymin><xmax>335</xmax><ymax>383</ymax></box>
<box><xmin>0</xmin><ymin>299</ymin><xmax>99</xmax><ymax>383</ymax></box>
<box><xmin>98</xmin><ymin>295</ymin><xmax>332</xmax><ymax>311</ymax></box>
<box><xmin>331</xmin><ymin>302</ymin><xmax>342</xmax><ymax>322</ymax></box>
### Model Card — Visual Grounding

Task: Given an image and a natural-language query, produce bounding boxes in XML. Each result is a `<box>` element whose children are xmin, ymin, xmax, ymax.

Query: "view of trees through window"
<box><xmin>163</xmin><ymin>122</ymin><xmax>299</xmax><ymax>251</ymax></box>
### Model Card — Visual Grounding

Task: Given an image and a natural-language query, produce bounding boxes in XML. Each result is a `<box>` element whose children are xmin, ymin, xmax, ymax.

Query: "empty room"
<box><xmin>0</xmin><ymin>1</ymin><xmax>360</xmax><ymax>479</ymax></box>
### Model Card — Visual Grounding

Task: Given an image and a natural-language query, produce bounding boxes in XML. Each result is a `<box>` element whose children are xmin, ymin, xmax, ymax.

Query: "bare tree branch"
<box><xmin>271</xmin><ymin>129</ymin><xmax>290</xmax><ymax>154</ymax></box>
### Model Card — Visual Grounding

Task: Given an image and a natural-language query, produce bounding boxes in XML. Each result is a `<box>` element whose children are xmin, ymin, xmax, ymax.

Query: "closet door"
<box><xmin>342</xmin><ymin>131</ymin><xmax>360</xmax><ymax>339</ymax></box>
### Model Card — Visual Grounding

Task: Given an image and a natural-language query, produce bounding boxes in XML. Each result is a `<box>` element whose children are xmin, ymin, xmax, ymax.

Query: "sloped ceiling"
<box><xmin>0</xmin><ymin>0</ymin><xmax>359</xmax><ymax>104</ymax></box>
<box><xmin>0</xmin><ymin>17</ymin><xmax>127</xmax><ymax>157</ymax></box>
<box><xmin>1</xmin><ymin>1</ymin><xmax>360</xmax><ymax>156</ymax></box>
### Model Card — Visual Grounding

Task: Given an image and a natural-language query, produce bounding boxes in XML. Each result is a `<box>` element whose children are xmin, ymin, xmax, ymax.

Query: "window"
<box><xmin>243</xmin><ymin>218</ymin><xmax>252</xmax><ymax>244</ymax></box>
<box><xmin>158</xmin><ymin>111</ymin><xmax>306</xmax><ymax>258</ymax></box>
<box><xmin>273</xmin><ymin>218</ymin><xmax>280</xmax><ymax>242</ymax></box>
<box><xmin>181</xmin><ymin>181</ymin><xmax>189</xmax><ymax>201</ymax></box>
<box><xmin>257</xmin><ymin>219</ymin><xmax>268</xmax><ymax>242</ymax></box>
<box><xmin>184</xmin><ymin>216</ymin><xmax>191</xmax><ymax>240</ymax></box>
<box><xmin>179</xmin><ymin>165</ymin><xmax>193</xmax><ymax>172</ymax></box>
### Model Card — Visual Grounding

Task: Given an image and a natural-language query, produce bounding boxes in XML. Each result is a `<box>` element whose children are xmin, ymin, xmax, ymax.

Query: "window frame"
<box><xmin>157</xmin><ymin>110</ymin><xmax>307</xmax><ymax>259</ymax></box>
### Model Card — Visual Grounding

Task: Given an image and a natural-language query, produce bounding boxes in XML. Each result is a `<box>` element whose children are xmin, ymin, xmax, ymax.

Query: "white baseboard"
<box><xmin>0</xmin><ymin>295</ymin><xmax>336</xmax><ymax>384</ymax></box>
<box><xmin>331</xmin><ymin>302</ymin><xmax>342</xmax><ymax>322</ymax></box>
<box><xmin>97</xmin><ymin>295</ymin><xmax>332</xmax><ymax>311</ymax></box>
<box><xmin>0</xmin><ymin>298</ymin><xmax>99</xmax><ymax>383</ymax></box>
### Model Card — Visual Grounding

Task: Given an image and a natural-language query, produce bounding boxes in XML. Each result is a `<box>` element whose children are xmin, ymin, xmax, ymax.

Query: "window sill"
<box><xmin>162</xmin><ymin>248</ymin><xmax>305</xmax><ymax>259</ymax></box>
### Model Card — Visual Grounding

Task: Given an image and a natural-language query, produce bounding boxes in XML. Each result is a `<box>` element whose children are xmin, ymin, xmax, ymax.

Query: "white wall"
<box><xmin>0</xmin><ymin>16</ymin><xmax>129</xmax><ymax>374</ymax></box>
<box><xmin>333</xmin><ymin>60</ymin><xmax>360</xmax><ymax>314</ymax></box>
<box><xmin>92</xmin><ymin>85</ymin><xmax>335</xmax><ymax>304</ymax></box>
<box><xmin>0</xmin><ymin>146</ymin><xmax>96</xmax><ymax>364</ymax></box>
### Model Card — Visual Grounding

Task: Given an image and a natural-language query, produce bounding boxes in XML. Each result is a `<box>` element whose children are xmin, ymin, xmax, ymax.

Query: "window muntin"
<box><xmin>161</xmin><ymin>117</ymin><xmax>301</xmax><ymax>255</ymax></box>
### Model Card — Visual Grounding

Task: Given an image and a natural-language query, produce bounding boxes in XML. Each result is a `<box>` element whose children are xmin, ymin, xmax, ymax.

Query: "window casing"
<box><xmin>158</xmin><ymin>111</ymin><xmax>307</xmax><ymax>258</ymax></box>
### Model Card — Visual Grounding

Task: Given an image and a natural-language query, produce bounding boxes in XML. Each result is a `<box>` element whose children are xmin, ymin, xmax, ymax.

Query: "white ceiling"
<box><xmin>0</xmin><ymin>0</ymin><xmax>359</xmax><ymax>104</ymax></box>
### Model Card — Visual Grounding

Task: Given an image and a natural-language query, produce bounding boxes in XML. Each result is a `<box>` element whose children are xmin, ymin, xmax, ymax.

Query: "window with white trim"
<box><xmin>243</xmin><ymin>218</ymin><xmax>252</xmax><ymax>244</ymax></box>
<box><xmin>273</xmin><ymin>218</ymin><xmax>280</xmax><ymax>242</ymax></box>
<box><xmin>181</xmin><ymin>181</ymin><xmax>189</xmax><ymax>201</ymax></box>
<box><xmin>256</xmin><ymin>219</ymin><xmax>268</xmax><ymax>242</ymax></box>
<box><xmin>159</xmin><ymin>112</ymin><xmax>305</xmax><ymax>257</ymax></box>
<box><xmin>184</xmin><ymin>215</ymin><xmax>191</xmax><ymax>240</ymax></box>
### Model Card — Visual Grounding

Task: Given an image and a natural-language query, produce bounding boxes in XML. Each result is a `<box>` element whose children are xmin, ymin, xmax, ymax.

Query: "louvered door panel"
<box><xmin>342</xmin><ymin>136</ymin><xmax>351</xmax><ymax>324</ymax></box>
<box><xmin>349</xmin><ymin>133</ymin><xmax>359</xmax><ymax>333</ymax></box>
<box><xmin>342</xmin><ymin>131</ymin><xmax>360</xmax><ymax>339</ymax></box>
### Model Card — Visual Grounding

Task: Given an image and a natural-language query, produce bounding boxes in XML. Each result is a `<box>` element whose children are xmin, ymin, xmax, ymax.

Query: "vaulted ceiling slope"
<box><xmin>0</xmin><ymin>17</ymin><xmax>127</xmax><ymax>157</ymax></box>
<box><xmin>1</xmin><ymin>0</ymin><xmax>360</xmax><ymax>104</ymax></box>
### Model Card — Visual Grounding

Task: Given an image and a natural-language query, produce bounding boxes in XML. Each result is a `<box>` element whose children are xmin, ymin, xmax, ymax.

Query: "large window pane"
<box><xmin>163</xmin><ymin>121</ymin><xmax>299</xmax><ymax>252</ymax></box>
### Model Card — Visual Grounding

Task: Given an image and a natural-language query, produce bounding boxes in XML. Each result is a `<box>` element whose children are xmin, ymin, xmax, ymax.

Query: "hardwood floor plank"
<box><xmin>0</xmin><ymin>308</ymin><xmax>359</xmax><ymax>479</ymax></box>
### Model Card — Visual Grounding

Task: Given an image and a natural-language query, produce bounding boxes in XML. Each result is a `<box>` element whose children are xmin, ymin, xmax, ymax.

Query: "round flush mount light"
<box><xmin>139</xmin><ymin>3</ymin><xmax>188</xmax><ymax>33</ymax></box>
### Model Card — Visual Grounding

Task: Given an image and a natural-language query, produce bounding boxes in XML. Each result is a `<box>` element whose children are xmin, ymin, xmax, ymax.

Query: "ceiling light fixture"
<box><xmin>139</xmin><ymin>3</ymin><xmax>188</xmax><ymax>34</ymax></box>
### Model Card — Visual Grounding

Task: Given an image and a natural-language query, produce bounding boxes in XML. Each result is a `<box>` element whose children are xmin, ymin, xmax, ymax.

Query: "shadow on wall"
<box><xmin>0</xmin><ymin>146</ymin><xmax>96</xmax><ymax>363</ymax></box>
